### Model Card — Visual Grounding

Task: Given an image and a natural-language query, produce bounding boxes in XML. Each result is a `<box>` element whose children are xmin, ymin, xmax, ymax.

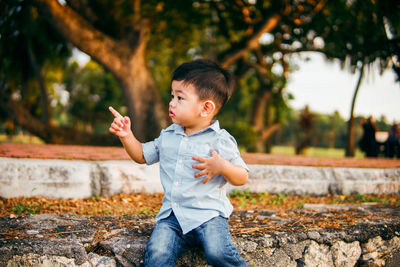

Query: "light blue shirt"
<box><xmin>142</xmin><ymin>120</ymin><xmax>248</xmax><ymax>234</ymax></box>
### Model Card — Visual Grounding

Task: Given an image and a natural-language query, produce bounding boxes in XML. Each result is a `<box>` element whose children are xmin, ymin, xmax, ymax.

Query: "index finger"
<box><xmin>109</xmin><ymin>106</ymin><xmax>122</xmax><ymax>118</ymax></box>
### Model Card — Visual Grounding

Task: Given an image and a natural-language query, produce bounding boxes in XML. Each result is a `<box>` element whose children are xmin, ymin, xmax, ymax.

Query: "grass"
<box><xmin>270</xmin><ymin>145</ymin><xmax>365</xmax><ymax>158</ymax></box>
<box><xmin>0</xmin><ymin>133</ymin><xmax>44</xmax><ymax>144</ymax></box>
<box><xmin>11</xmin><ymin>202</ymin><xmax>42</xmax><ymax>215</ymax></box>
<box><xmin>331</xmin><ymin>194</ymin><xmax>391</xmax><ymax>204</ymax></box>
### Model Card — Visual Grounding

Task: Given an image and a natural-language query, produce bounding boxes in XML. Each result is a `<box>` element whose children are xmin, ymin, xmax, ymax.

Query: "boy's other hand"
<box><xmin>109</xmin><ymin>106</ymin><xmax>132</xmax><ymax>138</ymax></box>
<box><xmin>192</xmin><ymin>149</ymin><xmax>226</xmax><ymax>184</ymax></box>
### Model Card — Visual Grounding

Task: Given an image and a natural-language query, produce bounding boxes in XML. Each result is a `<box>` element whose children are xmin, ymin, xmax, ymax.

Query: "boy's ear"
<box><xmin>201</xmin><ymin>100</ymin><xmax>216</xmax><ymax>117</ymax></box>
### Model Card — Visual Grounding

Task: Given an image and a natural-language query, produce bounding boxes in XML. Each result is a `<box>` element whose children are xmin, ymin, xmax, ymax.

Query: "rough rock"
<box><xmin>1</xmin><ymin>205</ymin><xmax>400</xmax><ymax>267</ymax></box>
<box><xmin>331</xmin><ymin>240</ymin><xmax>361</xmax><ymax>267</ymax></box>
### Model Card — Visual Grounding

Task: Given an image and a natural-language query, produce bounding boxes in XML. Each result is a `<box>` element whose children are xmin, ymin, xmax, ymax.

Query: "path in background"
<box><xmin>0</xmin><ymin>142</ymin><xmax>399</xmax><ymax>168</ymax></box>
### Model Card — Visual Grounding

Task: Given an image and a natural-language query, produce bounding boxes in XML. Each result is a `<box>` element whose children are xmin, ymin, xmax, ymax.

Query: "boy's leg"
<box><xmin>144</xmin><ymin>213</ymin><xmax>187</xmax><ymax>267</ymax></box>
<box><xmin>195</xmin><ymin>216</ymin><xmax>248</xmax><ymax>267</ymax></box>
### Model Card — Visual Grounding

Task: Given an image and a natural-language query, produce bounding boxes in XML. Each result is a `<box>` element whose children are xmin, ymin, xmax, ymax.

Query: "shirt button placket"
<box><xmin>172</xmin><ymin>135</ymin><xmax>187</xmax><ymax>215</ymax></box>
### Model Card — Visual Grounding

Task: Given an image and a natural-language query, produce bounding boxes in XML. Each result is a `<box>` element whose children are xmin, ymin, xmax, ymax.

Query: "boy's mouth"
<box><xmin>169</xmin><ymin>109</ymin><xmax>175</xmax><ymax>118</ymax></box>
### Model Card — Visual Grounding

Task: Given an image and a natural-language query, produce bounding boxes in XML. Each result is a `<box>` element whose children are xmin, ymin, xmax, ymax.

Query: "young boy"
<box><xmin>109</xmin><ymin>59</ymin><xmax>249</xmax><ymax>267</ymax></box>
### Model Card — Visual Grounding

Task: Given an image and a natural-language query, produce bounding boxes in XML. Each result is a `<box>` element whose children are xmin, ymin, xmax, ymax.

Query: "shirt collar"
<box><xmin>165</xmin><ymin>120</ymin><xmax>220</xmax><ymax>136</ymax></box>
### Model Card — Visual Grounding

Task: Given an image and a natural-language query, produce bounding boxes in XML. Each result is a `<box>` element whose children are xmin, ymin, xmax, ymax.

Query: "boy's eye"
<box><xmin>170</xmin><ymin>93</ymin><xmax>183</xmax><ymax>100</ymax></box>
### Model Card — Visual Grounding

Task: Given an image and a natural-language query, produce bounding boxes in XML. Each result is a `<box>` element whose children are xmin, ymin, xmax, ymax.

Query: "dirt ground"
<box><xmin>0</xmin><ymin>142</ymin><xmax>399</xmax><ymax>218</ymax></box>
<box><xmin>1</xmin><ymin>192</ymin><xmax>400</xmax><ymax>217</ymax></box>
<box><xmin>1</xmin><ymin>142</ymin><xmax>400</xmax><ymax>168</ymax></box>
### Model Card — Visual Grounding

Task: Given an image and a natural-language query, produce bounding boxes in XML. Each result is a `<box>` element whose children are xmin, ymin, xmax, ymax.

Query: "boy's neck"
<box><xmin>183</xmin><ymin>119</ymin><xmax>214</xmax><ymax>135</ymax></box>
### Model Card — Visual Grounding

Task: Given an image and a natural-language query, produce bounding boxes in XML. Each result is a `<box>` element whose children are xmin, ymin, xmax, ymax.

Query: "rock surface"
<box><xmin>1</xmin><ymin>205</ymin><xmax>400</xmax><ymax>267</ymax></box>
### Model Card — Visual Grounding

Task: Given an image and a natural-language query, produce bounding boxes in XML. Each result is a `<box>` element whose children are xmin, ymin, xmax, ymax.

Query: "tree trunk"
<box><xmin>345</xmin><ymin>62</ymin><xmax>365</xmax><ymax>157</ymax></box>
<box><xmin>250</xmin><ymin>89</ymin><xmax>281</xmax><ymax>152</ymax></box>
<box><xmin>121</xmin><ymin>54</ymin><xmax>168</xmax><ymax>141</ymax></box>
<box><xmin>33</xmin><ymin>0</ymin><xmax>167</xmax><ymax>142</ymax></box>
<box><xmin>27</xmin><ymin>41</ymin><xmax>49</xmax><ymax>125</ymax></box>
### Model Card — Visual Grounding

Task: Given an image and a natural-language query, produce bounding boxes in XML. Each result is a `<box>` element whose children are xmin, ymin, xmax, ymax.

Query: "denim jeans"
<box><xmin>144</xmin><ymin>213</ymin><xmax>248</xmax><ymax>267</ymax></box>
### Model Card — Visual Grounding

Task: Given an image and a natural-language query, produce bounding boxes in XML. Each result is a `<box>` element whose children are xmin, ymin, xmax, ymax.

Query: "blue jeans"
<box><xmin>144</xmin><ymin>213</ymin><xmax>248</xmax><ymax>267</ymax></box>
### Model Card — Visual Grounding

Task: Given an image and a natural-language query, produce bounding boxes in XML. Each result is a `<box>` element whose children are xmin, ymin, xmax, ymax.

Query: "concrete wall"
<box><xmin>1</xmin><ymin>157</ymin><xmax>399</xmax><ymax>199</ymax></box>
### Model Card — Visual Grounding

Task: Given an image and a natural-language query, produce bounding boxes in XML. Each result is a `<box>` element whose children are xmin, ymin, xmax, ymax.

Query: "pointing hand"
<box><xmin>108</xmin><ymin>106</ymin><xmax>131</xmax><ymax>138</ymax></box>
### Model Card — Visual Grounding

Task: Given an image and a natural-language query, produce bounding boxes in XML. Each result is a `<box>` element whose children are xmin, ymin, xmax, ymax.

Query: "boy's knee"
<box><xmin>204</xmin><ymin>248</ymin><xmax>225</xmax><ymax>264</ymax></box>
<box><xmin>145</xmin><ymin>243</ymin><xmax>169</xmax><ymax>261</ymax></box>
<box><xmin>204</xmin><ymin>246</ymin><xmax>246</xmax><ymax>267</ymax></box>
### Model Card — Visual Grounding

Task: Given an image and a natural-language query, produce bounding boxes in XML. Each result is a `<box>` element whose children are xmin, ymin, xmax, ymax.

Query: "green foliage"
<box><xmin>1</xmin><ymin>0</ymin><xmax>398</xmax><ymax>148</ymax></box>
<box><xmin>332</xmin><ymin>194</ymin><xmax>391</xmax><ymax>205</ymax></box>
<box><xmin>0</xmin><ymin>0</ymin><xmax>71</xmax><ymax>121</ymax></box>
<box><xmin>138</xmin><ymin>207</ymin><xmax>157</xmax><ymax>215</ymax></box>
<box><xmin>12</xmin><ymin>202</ymin><xmax>41</xmax><ymax>215</ymax></box>
<box><xmin>59</xmin><ymin>60</ymin><xmax>124</xmax><ymax>133</ymax></box>
<box><xmin>229</xmin><ymin>190</ymin><xmax>287</xmax><ymax>207</ymax></box>
<box><xmin>310</xmin><ymin>0</ymin><xmax>399</xmax><ymax>75</ymax></box>
<box><xmin>90</xmin><ymin>195</ymin><xmax>101</xmax><ymax>201</ymax></box>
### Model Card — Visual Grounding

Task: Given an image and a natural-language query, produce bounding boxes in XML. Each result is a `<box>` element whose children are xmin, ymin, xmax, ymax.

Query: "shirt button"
<box><xmin>175</xmin><ymin>181</ymin><xmax>179</xmax><ymax>186</ymax></box>
<box><xmin>183</xmin><ymin>137</ymin><xmax>188</xmax><ymax>142</ymax></box>
<box><xmin>173</xmin><ymin>202</ymin><xmax>178</xmax><ymax>208</ymax></box>
<box><xmin>178</xmin><ymin>159</ymin><xmax>183</xmax><ymax>164</ymax></box>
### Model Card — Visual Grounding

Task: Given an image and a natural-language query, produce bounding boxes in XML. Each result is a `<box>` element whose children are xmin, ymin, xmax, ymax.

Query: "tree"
<box><xmin>61</xmin><ymin>60</ymin><xmax>125</xmax><ymax>134</ymax></box>
<box><xmin>1</xmin><ymin>0</ymin><xmax>212</xmax><ymax>143</ymax></box>
<box><xmin>29</xmin><ymin>0</ymin><xmax>172</xmax><ymax>142</ymax></box>
<box><xmin>0</xmin><ymin>1</ymin><xmax>125</xmax><ymax>145</ymax></box>
<box><xmin>4</xmin><ymin>0</ymin><xmax>396</xmax><ymax>152</ymax></box>
<box><xmin>304</xmin><ymin>0</ymin><xmax>400</xmax><ymax>157</ymax></box>
<box><xmin>208</xmin><ymin>0</ymin><xmax>328</xmax><ymax>152</ymax></box>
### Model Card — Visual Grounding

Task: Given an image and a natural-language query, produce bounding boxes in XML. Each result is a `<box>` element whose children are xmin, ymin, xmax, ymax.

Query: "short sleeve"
<box><xmin>216</xmin><ymin>131</ymin><xmax>249</xmax><ymax>172</ymax></box>
<box><xmin>142</xmin><ymin>132</ymin><xmax>162</xmax><ymax>165</ymax></box>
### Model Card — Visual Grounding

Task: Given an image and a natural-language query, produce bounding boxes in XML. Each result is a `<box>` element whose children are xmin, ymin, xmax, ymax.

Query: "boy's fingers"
<box><xmin>192</xmin><ymin>163</ymin><xmax>205</xmax><ymax>170</ymax></box>
<box><xmin>110</xmin><ymin>124</ymin><xmax>121</xmax><ymax>132</ymax></box>
<box><xmin>194</xmin><ymin>169</ymin><xmax>207</xmax><ymax>178</ymax></box>
<box><xmin>202</xmin><ymin>176</ymin><xmax>212</xmax><ymax>184</ymax></box>
<box><xmin>192</xmin><ymin>156</ymin><xmax>205</xmax><ymax>162</ymax></box>
<box><xmin>109</xmin><ymin>106</ymin><xmax>122</xmax><ymax>118</ymax></box>
<box><xmin>210</xmin><ymin>149</ymin><xmax>220</xmax><ymax>158</ymax></box>
<box><xmin>109</xmin><ymin>127</ymin><xmax>119</xmax><ymax>135</ymax></box>
<box><xmin>112</xmin><ymin>119</ymin><xmax>123</xmax><ymax>128</ymax></box>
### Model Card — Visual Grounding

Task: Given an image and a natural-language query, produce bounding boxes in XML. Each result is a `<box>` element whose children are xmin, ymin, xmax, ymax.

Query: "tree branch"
<box><xmin>32</xmin><ymin>0</ymin><xmax>132</xmax><ymax>76</ymax></box>
<box><xmin>260</xmin><ymin>122</ymin><xmax>281</xmax><ymax>140</ymax></box>
<box><xmin>0</xmin><ymin>91</ymin><xmax>117</xmax><ymax>145</ymax></box>
<box><xmin>220</xmin><ymin>14</ymin><xmax>281</xmax><ymax>68</ymax></box>
<box><xmin>219</xmin><ymin>0</ymin><xmax>328</xmax><ymax>68</ymax></box>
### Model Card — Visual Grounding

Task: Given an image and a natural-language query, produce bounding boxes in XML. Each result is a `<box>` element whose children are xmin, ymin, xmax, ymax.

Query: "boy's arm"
<box><xmin>109</xmin><ymin>106</ymin><xmax>146</xmax><ymax>164</ymax></box>
<box><xmin>192</xmin><ymin>149</ymin><xmax>248</xmax><ymax>186</ymax></box>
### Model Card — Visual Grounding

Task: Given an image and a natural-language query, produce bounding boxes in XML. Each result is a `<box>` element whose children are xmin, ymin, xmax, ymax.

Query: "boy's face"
<box><xmin>169</xmin><ymin>80</ymin><xmax>208</xmax><ymax>134</ymax></box>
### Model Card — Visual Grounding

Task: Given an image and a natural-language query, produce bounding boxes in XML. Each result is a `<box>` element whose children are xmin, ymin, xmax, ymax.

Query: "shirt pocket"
<box><xmin>159</xmin><ymin>135</ymin><xmax>180</xmax><ymax>162</ymax></box>
<box><xmin>182</xmin><ymin>142</ymin><xmax>212</xmax><ymax>176</ymax></box>
<box><xmin>183</xmin><ymin>142</ymin><xmax>212</xmax><ymax>161</ymax></box>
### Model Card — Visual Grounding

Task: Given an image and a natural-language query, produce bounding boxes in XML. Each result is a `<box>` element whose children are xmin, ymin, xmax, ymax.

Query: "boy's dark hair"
<box><xmin>172</xmin><ymin>59</ymin><xmax>235</xmax><ymax>111</ymax></box>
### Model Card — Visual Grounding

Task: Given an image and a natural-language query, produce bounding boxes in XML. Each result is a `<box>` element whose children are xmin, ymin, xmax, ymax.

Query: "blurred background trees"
<box><xmin>0</xmin><ymin>0</ymin><xmax>399</xmax><ymax>156</ymax></box>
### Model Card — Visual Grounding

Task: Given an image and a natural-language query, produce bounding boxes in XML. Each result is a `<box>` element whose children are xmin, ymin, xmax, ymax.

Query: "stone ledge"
<box><xmin>1</xmin><ymin>206</ymin><xmax>400</xmax><ymax>267</ymax></box>
<box><xmin>1</xmin><ymin>157</ymin><xmax>399</xmax><ymax>199</ymax></box>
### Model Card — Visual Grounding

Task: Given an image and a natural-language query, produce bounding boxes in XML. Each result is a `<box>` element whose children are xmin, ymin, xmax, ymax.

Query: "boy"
<box><xmin>109</xmin><ymin>59</ymin><xmax>248</xmax><ymax>267</ymax></box>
